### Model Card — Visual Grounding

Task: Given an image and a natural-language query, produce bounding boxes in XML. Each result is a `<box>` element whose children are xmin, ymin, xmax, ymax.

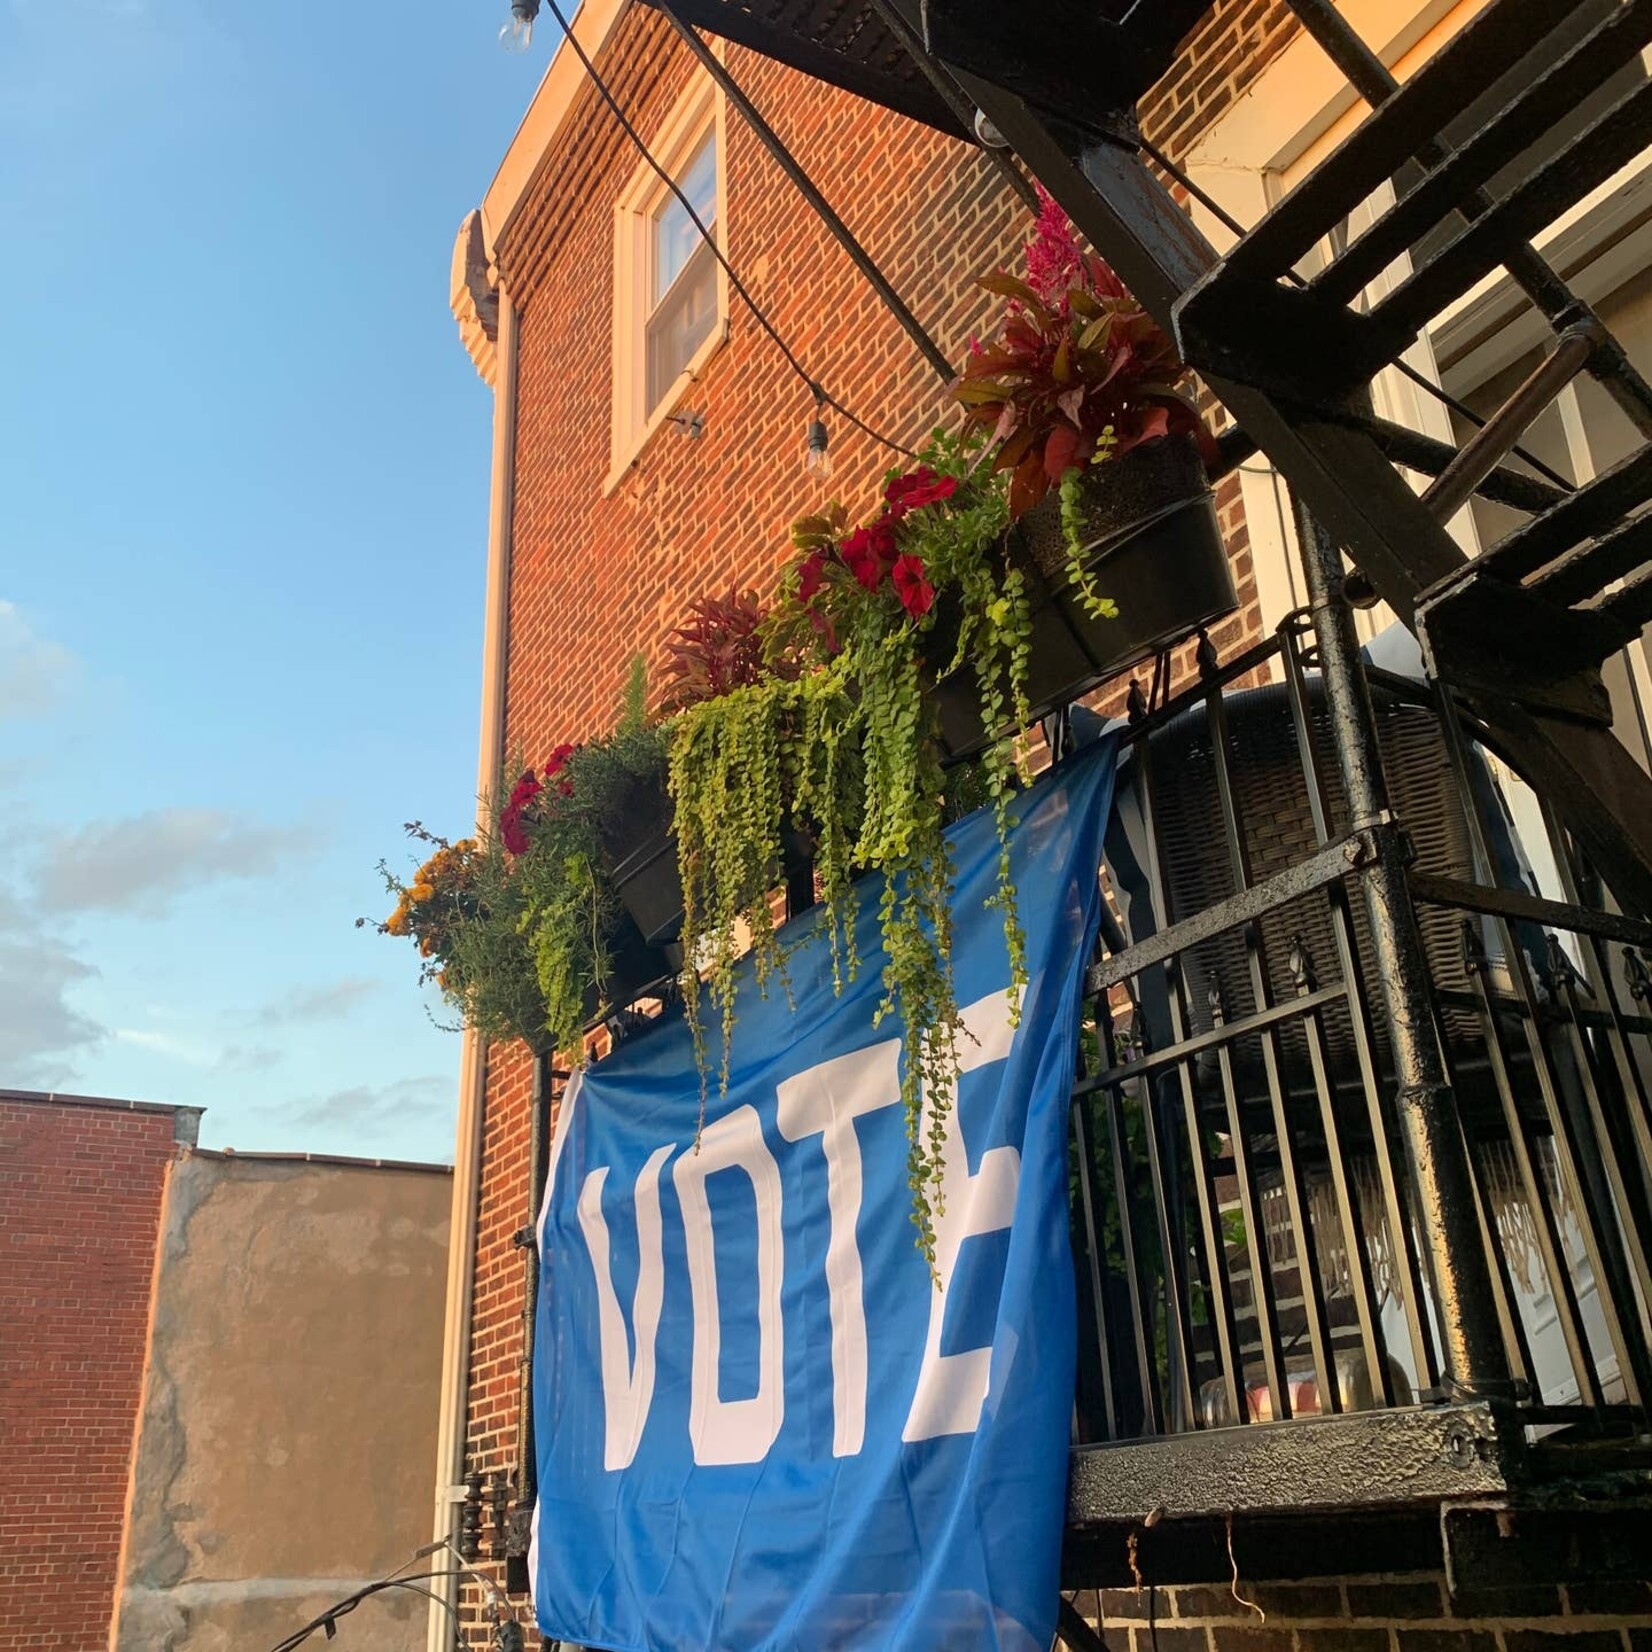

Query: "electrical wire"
<box><xmin>537</xmin><ymin>0</ymin><xmax>916</xmax><ymax>458</ymax></box>
<box><xmin>1136</xmin><ymin>133</ymin><xmax>1576</xmax><ymax>495</ymax></box>
<box><xmin>264</xmin><ymin>1570</ymin><xmax>461</xmax><ymax>1652</ymax></box>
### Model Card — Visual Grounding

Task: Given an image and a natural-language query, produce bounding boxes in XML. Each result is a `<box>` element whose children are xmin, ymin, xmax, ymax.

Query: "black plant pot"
<box><xmin>599</xmin><ymin>771</ymin><xmax>818</xmax><ymax>948</ymax></box>
<box><xmin>579</xmin><ymin>909</ymin><xmax>680</xmax><ymax>1030</ymax></box>
<box><xmin>929</xmin><ymin>433</ymin><xmax>1237</xmax><ymax>762</ymax></box>
<box><xmin>600</xmin><ymin>773</ymin><xmax>686</xmax><ymax>948</ymax></box>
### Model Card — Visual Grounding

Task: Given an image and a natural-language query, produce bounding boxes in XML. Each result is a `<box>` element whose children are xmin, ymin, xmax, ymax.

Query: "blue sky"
<box><xmin>0</xmin><ymin>0</ymin><xmax>544</xmax><ymax>1161</ymax></box>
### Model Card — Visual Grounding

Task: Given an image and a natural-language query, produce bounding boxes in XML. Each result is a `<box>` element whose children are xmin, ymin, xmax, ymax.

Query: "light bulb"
<box><xmin>498</xmin><ymin>4</ymin><xmax>535</xmax><ymax>52</ymax></box>
<box><xmin>804</xmin><ymin>417</ymin><xmax>832</xmax><ymax>480</ymax></box>
<box><xmin>973</xmin><ymin>109</ymin><xmax>1008</xmax><ymax>148</ymax></box>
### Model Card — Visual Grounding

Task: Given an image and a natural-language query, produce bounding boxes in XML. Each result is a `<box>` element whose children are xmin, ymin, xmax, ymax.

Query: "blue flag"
<box><xmin>531</xmin><ymin>737</ymin><xmax>1117</xmax><ymax>1651</ymax></box>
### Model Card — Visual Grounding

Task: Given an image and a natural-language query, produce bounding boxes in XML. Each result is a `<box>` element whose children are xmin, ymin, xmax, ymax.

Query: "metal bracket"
<box><xmin>1442</xmin><ymin>1499</ymin><xmax>1652</xmax><ymax>1600</ymax></box>
<box><xmin>1057</xmin><ymin>1596</ymin><xmax>1110</xmax><ymax>1652</ymax></box>
<box><xmin>919</xmin><ymin>0</ymin><xmax>1144</xmax><ymax>140</ymax></box>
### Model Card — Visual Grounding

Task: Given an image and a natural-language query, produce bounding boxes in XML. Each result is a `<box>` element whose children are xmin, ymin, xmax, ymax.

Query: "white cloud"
<box><xmin>255</xmin><ymin>977</ymin><xmax>379</xmax><ymax>1027</ymax></box>
<box><xmin>0</xmin><ymin>894</ymin><xmax>104</xmax><ymax>1085</ymax></box>
<box><xmin>215</xmin><ymin>1043</ymin><xmax>283</xmax><ymax>1073</ymax></box>
<box><xmin>286</xmin><ymin>1074</ymin><xmax>454</xmax><ymax>1132</ymax></box>
<box><xmin>33</xmin><ymin>806</ymin><xmax>322</xmax><ymax>917</ymax></box>
<box><xmin>112</xmin><ymin>1026</ymin><xmax>219</xmax><ymax>1066</ymax></box>
<box><xmin>0</xmin><ymin>601</ymin><xmax>78</xmax><ymax>718</ymax></box>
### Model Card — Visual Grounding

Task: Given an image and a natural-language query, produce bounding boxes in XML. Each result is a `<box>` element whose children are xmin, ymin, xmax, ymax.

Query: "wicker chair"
<box><xmin>1103</xmin><ymin>676</ymin><xmax>1494</xmax><ymax>1125</ymax></box>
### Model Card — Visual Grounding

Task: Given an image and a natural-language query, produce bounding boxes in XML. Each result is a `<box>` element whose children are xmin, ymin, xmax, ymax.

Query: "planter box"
<box><xmin>931</xmin><ymin>434</ymin><xmax>1236</xmax><ymax>761</ymax></box>
<box><xmin>601</xmin><ymin>771</ymin><xmax>686</xmax><ymax>947</ymax></box>
<box><xmin>580</xmin><ymin>910</ymin><xmax>679</xmax><ymax>1029</ymax></box>
<box><xmin>600</xmin><ymin>770</ymin><xmax>816</xmax><ymax>949</ymax></box>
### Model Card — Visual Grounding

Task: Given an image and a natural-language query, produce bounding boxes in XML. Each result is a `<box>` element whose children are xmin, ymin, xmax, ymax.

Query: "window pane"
<box><xmin>646</xmin><ymin>238</ymin><xmax>717</xmax><ymax>409</ymax></box>
<box><xmin>652</xmin><ymin>133</ymin><xmax>717</xmax><ymax>307</ymax></box>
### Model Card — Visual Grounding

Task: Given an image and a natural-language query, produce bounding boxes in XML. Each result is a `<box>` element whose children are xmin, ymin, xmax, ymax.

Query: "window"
<box><xmin>646</xmin><ymin>132</ymin><xmax>719</xmax><ymax>411</ymax></box>
<box><xmin>609</xmin><ymin>79</ymin><xmax>728</xmax><ymax>489</ymax></box>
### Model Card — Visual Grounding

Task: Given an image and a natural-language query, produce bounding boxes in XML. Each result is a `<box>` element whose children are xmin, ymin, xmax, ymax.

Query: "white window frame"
<box><xmin>606</xmin><ymin>72</ymin><xmax>730</xmax><ymax>494</ymax></box>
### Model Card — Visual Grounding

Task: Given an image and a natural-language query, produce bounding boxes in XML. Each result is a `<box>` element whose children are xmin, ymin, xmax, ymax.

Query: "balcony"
<box><xmin>1061</xmin><ymin>601</ymin><xmax>1652</xmax><ymax>1592</ymax></box>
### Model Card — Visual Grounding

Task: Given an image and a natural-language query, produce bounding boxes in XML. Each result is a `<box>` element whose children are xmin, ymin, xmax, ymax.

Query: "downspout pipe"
<box><xmin>508</xmin><ymin>1048</ymin><xmax>555</xmax><ymax>1578</ymax></box>
<box><xmin>427</xmin><ymin>280</ymin><xmax>519</xmax><ymax>1652</ymax></box>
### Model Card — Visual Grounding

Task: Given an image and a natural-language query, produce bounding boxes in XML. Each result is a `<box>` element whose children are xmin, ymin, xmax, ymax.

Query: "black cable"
<box><xmin>538</xmin><ymin>0</ymin><xmax>916</xmax><ymax>459</ymax></box>
<box><xmin>660</xmin><ymin>8</ymin><xmax>956</xmax><ymax>385</ymax></box>
<box><xmin>1136</xmin><ymin>133</ymin><xmax>1576</xmax><ymax>495</ymax></box>
<box><xmin>265</xmin><ymin>1570</ymin><xmax>461</xmax><ymax>1652</ymax></box>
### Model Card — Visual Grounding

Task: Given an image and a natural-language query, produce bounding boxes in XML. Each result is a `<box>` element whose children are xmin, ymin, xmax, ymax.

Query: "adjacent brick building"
<box><xmin>0</xmin><ymin>1090</ymin><xmax>199</xmax><ymax>1652</ymax></box>
<box><xmin>440</xmin><ymin>0</ymin><xmax>1652</xmax><ymax>1646</ymax></box>
<box><xmin>1</xmin><ymin>1093</ymin><xmax>451</xmax><ymax>1652</ymax></box>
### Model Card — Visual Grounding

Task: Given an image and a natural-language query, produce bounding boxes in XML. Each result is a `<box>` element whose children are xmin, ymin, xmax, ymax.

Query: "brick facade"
<box><xmin>448</xmin><ymin>4</ymin><xmax>1648</xmax><ymax>1650</ymax></box>
<box><xmin>1088</xmin><ymin>1575</ymin><xmax>1652</xmax><ymax>1652</ymax></box>
<box><xmin>0</xmin><ymin>1092</ymin><xmax>196</xmax><ymax>1652</ymax></box>
<box><xmin>453</xmin><ymin>5</ymin><xmax>1284</xmax><ymax>1645</ymax></box>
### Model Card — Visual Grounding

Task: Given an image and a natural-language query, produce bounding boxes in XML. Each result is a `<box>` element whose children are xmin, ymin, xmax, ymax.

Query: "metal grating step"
<box><xmin>1174</xmin><ymin>0</ymin><xmax>1652</xmax><ymax>400</ymax></box>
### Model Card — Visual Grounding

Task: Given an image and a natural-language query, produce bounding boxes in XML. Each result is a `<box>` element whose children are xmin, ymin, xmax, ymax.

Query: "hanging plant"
<box><xmin>512</xmin><ymin>671</ymin><xmax>673</xmax><ymax>1056</ymax></box>
<box><xmin>668</xmin><ymin>667</ymin><xmax>862</xmax><ymax>1108</ymax></box>
<box><xmin>957</xmin><ymin>184</ymin><xmax>1214</xmax><ymax>594</ymax></box>
<box><xmin>366</xmin><ymin>825</ymin><xmax>549</xmax><ymax>1053</ymax></box>
<box><xmin>656</xmin><ymin>589</ymin><xmax>856</xmax><ymax>1110</ymax></box>
<box><xmin>371</xmin><ymin>666</ymin><xmax>677</xmax><ymax>1061</ymax></box>
<box><xmin>763</xmin><ymin>431</ymin><xmax>1031</xmax><ymax>1266</ymax></box>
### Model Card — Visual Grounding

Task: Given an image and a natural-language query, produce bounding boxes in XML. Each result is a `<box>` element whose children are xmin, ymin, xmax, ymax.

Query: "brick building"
<box><xmin>0</xmin><ymin>1090</ymin><xmax>199</xmax><ymax>1652</ymax></box>
<box><xmin>437</xmin><ymin>1</ymin><xmax>1652</xmax><ymax>1647</ymax></box>
<box><xmin>1</xmin><ymin>1092</ymin><xmax>450</xmax><ymax>1652</ymax></box>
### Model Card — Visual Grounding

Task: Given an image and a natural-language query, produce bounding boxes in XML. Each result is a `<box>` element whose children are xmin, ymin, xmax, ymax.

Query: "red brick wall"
<box><xmin>0</xmin><ymin>1095</ymin><xmax>188</xmax><ymax>1652</ymax></box>
<box><xmin>1139</xmin><ymin>0</ymin><xmax>1302</xmax><ymax>166</ymax></box>
<box><xmin>1087</xmin><ymin>1573</ymin><xmax>1652</xmax><ymax>1652</ymax></box>
<box><xmin>457</xmin><ymin>6</ymin><xmax>1284</xmax><ymax>1641</ymax></box>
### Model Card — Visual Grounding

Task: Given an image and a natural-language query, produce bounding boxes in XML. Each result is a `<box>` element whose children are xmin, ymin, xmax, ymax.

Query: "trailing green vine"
<box><xmin>1057</xmin><ymin>430</ymin><xmax>1123</xmax><ymax>624</ymax></box>
<box><xmin>764</xmin><ymin>430</ymin><xmax>1034</xmax><ymax>1266</ymax></box>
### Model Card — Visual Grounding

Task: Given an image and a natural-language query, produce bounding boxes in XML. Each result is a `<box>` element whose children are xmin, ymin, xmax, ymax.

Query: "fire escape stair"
<box><xmin>906</xmin><ymin>0</ymin><xmax>1652</xmax><ymax>915</ymax></box>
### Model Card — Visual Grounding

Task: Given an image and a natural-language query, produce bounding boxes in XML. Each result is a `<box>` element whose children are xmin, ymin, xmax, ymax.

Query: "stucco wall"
<box><xmin>110</xmin><ymin>1152</ymin><xmax>450</xmax><ymax>1652</ymax></box>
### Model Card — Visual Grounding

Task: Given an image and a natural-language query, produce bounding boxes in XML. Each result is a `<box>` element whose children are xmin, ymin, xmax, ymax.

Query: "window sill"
<box><xmin>603</xmin><ymin>319</ymin><xmax>730</xmax><ymax>497</ymax></box>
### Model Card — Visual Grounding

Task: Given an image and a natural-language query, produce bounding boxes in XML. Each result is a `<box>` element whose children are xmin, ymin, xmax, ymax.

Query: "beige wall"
<box><xmin>111</xmin><ymin>1152</ymin><xmax>450</xmax><ymax>1652</ymax></box>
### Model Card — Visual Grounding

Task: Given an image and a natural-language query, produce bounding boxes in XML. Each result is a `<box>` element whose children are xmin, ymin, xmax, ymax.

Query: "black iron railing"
<box><xmin>1066</xmin><ymin>545</ymin><xmax>1652</xmax><ymax>1520</ymax></box>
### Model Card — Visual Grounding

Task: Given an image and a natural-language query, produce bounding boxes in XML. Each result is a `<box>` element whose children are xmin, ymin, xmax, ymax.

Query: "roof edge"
<box><xmin>480</xmin><ymin>0</ymin><xmax>634</xmax><ymax>264</ymax></box>
<box><xmin>189</xmin><ymin>1147</ymin><xmax>453</xmax><ymax>1175</ymax></box>
<box><xmin>0</xmin><ymin>1087</ymin><xmax>204</xmax><ymax>1145</ymax></box>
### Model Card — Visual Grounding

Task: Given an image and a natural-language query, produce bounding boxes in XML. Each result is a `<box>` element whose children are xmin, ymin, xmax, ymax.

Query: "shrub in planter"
<box><xmin>506</xmin><ymin>676</ymin><xmax>678</xmax><ymax>1056</ymax></box>
<box><xmin>368</xmin><ymin>826</ymin><xmax>551</xmax><ymax>1054</ymax></box>
<box><xmin>372</xmin><ymin>665</ymin><xmax>681</xmax><ymax>1059</ymax></box>
<box><xmin>943</xmin><ymin>184</ymin><xmax>1235</xmax><ymax>756</ymax></box>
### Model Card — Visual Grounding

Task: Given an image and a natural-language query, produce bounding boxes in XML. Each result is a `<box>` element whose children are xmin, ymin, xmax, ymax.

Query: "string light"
<box><xmin>498</xmin><ymin>0</ymin><xmax>538</xmax><ymax>52</ymax></box>
<box><xmin>804</xmin><ymin>392</ymin><xmax>833</xmax><ymax>479</ymax></box>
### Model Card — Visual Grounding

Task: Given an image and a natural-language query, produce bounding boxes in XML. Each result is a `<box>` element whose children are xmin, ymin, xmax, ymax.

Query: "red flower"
<box><xmin>883</xmin><ymin>466</ymin><xmax>959</xmax><ymax>517</ymax></box>
<box><xmin>543</xmin><ymin>742</ymin><xmax>576</xmax><ymax>797</ymax></box>
<box><xmin>500</xmin><ymin>810</ymin><xmax>531</xmax><ymax>856</ymax></box>
<box><xmin>797</xmin><ymin>550</ymin><xmax>826</xmax><ymax>603</ymax></box>
<box><xmin>891</xmin><ymin>554</ymin><xmax>935</xmax><ymax>620</ymax></box>
<box><xmin>841</xmin><ymin>516</ymin><xmax>897</xmax><ymax>590</ymax></box>
<box><xmin>507</xmin><ymin>769</ymin><xmax>542</xmax><ymax>811</ymax></box>
<box><xmin>500</xmin><ymin>767</ymin><xmax>545</xmax><ymax>854</ymax></box>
